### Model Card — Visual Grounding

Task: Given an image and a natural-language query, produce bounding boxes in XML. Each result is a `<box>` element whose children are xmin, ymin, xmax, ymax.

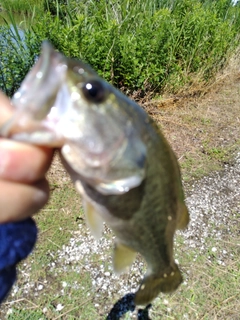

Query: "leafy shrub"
<box><xmin>43</xmin><ymin>0</ymin><xmax>68</xmax><ymax>18</ymax></box>
<box><xmin>0</xmin><ymin>25</ymin><xmax>41</xmax><ymax>96</ymax></box>
<box><xmin>1</xmin><ymin>0</ymin><xmax>240</xmax><ymax>96</ymax></box>
<box><xmin>0</xmin><ymin>0</ymin><xmax>43</xmax><ymax>13</ymax></box>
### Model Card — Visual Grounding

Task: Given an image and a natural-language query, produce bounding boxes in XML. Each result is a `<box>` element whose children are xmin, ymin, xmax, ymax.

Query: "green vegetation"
<box><xmin>1</xmin><ymin>167</ymin><xmax>239</xmax><ymax>319</ymax></box>
<box><xmin>0</xmin><ymin>3</ymin><xmax>239</xmax><ymax>318</ymax></box>
<box><xmin>0</xmin><ymin>0</ymin><xmax>43</xmax><ymax>14</ymax></box>
<box><xmin>0</xmin><ymin>25</ymin><xmax>39</xmax><ymax>96</ymax></box>
<box><xmin>1</xmin><ymin>0</ymin><xmax>240</xmax><ymax>96</ymax></box>
<box><xmin>154</xmin><ymin>232</ymin><xmax>240</xmax><ymax>319</ymax></box>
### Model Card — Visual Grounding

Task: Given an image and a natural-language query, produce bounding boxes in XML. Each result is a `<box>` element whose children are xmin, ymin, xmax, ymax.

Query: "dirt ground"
<box><xmin>142</xmin><ymin>55</ymin><xmax>240</xmax><ymax>181</ymax></box>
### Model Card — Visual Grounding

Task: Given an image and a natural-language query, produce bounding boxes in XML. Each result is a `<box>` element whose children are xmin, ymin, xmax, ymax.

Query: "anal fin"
<box><xmin>177</xmin><ymin>203</ymin><xmax>189</xmax><ymax>230</ymax></box>
<box><xmin>113</xmin><ymin>242</ymin><xmax>137</xmax><ymax>274</ymax></box>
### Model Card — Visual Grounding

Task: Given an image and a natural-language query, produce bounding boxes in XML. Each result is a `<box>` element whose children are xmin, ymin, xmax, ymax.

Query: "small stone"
<box><xmin>56</xmin><ymin>304</ymin><xmax>64</xmax><ymax>311</ymax></box>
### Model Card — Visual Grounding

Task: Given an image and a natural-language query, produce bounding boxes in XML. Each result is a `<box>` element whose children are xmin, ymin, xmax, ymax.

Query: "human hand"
<box><xmin>0</xmin><ymin>91</ymin><xmax>53</xmax><ymax>223</ymax></box>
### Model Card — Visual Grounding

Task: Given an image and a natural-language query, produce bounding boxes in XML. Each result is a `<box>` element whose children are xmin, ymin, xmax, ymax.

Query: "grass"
<box><xmin>0</xmin><ymin>0</ymin><xmax>43</xmax><ymax>14</ymax></box>
<box><xmin>0</xmin><ymin>9</ymin><xmax>41</xmax><ymax>96</ymax></box>
<box><xmin>1</xmin><ymin>0</ymin><xmax>240</xmax><ymax>96</ymax></box>
<box><xmin>179</xmin><ymin>140</ymin><xmax>240</xmax><ymax>181</ymax></box>
<box><xmin>186</xmin><ymin>216</ymin><xmax>238</xmax><ymax>318</ymax></box>
<box><xmin>153</xmin><ymin>256</ymin><xmax>239</xmax><ymax>319</ymax></box>
<box><xmin>147</xmin><ymin>52</ymin><xmax>240</xmax><ymax>181</ymax></box>
<box><xmin>2</xmin><ymin>181</ymin><xmax>99</xmax><ymax>319</ymax></box>
<box><xmin>1</xmin><ymin>174</ymin><xmax>239</xmax><ymax>319</ymax></box>
<box><xmin>150</xmin><ymin>206</ymin><xmax>240</xmax><ymax>319</ymax></box>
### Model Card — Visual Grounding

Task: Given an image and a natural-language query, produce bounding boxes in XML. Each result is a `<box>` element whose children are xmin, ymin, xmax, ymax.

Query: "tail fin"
<box><xmin>134</xmin><ymin>264</ymin><xmax>182</xmax><ymax>306</ymax></box>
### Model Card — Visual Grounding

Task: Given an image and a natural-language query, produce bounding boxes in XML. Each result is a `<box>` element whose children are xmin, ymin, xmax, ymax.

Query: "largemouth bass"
<box><xmin>0</xmin><ymin>42</ymin><xmax>189</xmax><ymax>305</ymax></box>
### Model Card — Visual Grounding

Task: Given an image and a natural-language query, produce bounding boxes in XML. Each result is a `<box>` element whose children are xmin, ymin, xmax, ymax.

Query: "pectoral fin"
<box><xmin>75</xmin><ymin>180</ymin><xmax>104</xmax><ymax>240</ymax></box>
<box><xmin>113</xmin><ymin>242</ymin><xmax>137</xmax><ymax>274</ymax></box>
<box><xmin>83</xmin><ymin>199</ymin><xmax>104</xmax><ymax>240</ymax></box>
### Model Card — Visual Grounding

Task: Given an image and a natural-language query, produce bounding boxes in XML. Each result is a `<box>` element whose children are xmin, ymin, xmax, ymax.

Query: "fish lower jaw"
<box><xmin>9</xmin><ymin>128</ymin><xmax>65</xmax><ymax>146</ymax></box>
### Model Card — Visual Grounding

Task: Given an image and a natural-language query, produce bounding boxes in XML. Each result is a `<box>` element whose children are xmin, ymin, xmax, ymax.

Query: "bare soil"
<box><xmin>142</xmin><ymin>55</ymin><xmax>240</xmax><ymax>180</ymax></box>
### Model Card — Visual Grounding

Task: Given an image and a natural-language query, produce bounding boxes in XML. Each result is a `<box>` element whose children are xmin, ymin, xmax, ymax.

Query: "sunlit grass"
<box><xmin>0</xmin><ymin>0</ymin><xmax>43</xmax><ymax>13</ymax></box>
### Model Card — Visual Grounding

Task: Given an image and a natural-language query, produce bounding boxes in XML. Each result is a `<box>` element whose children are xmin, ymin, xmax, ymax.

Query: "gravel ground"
<box><xmin>183</xmin><ymin>152</ymin><xmax>239</xmax><ymax>258</ymax></box>
<box><xmin>4</xmin><ymin>152</ymin><xmax>239</xmax><ymax>319</ymax></box>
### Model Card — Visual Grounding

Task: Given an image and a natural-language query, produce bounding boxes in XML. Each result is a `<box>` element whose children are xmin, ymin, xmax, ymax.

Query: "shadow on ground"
<box><xmin>106</xmin><ymin>293</ymin><xmax>152</xmax><ymax>320</ymax></box>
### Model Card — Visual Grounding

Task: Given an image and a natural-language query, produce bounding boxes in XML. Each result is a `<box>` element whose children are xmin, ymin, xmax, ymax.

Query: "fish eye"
<box><xmin>82</xmin><ymin>80</ymin><xmax>106</xmax><ymax>103</ymax></box>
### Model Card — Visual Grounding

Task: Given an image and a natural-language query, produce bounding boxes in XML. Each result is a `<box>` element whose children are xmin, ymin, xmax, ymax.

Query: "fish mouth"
<box><xmin>3</xmin><ymin>112</ymin><xmax>126</xmax><ymax>168</ymax></box>
<box><xmin>0</xmin><ymin>42</ymin><xmax>146</xmax><ymax>193</ymax></box>
<box><xmin>0</xmin><ymin>41</ymin><xmax>67</xmax><ymax>145</ymax></box>
<box><xmin>0</xmin><ymin>41</ymin><xmax>126</xmax><ymax>168</ymax></box>
<box><xmin>1</xmin><ymin>99</ymin><xmax>126</xmax><ymax>170</ymax></box>
<box><xmin>0</xmin><ymin>109</ymin><xmax>67</xmax><ymax>147</ymax></box>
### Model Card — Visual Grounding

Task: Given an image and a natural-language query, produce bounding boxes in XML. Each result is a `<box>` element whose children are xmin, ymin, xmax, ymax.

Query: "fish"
<box><xmin>0</xmin><ymin>42</ymin><xmax>189</xmax><ymax>306</ymax></box>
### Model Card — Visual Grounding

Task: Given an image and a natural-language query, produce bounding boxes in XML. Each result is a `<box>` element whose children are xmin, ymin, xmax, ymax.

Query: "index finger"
<box><xmin>0</xmin><ymin>91</ymin><xmax>54</xmax><ymax>182</ymax></box>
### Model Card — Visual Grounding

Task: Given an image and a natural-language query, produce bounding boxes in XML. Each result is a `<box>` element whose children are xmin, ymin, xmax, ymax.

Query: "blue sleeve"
<box><xmin>0</xmin><ymin>218</ymin><xmax>37</xmax><ymax>303</ymax></box>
